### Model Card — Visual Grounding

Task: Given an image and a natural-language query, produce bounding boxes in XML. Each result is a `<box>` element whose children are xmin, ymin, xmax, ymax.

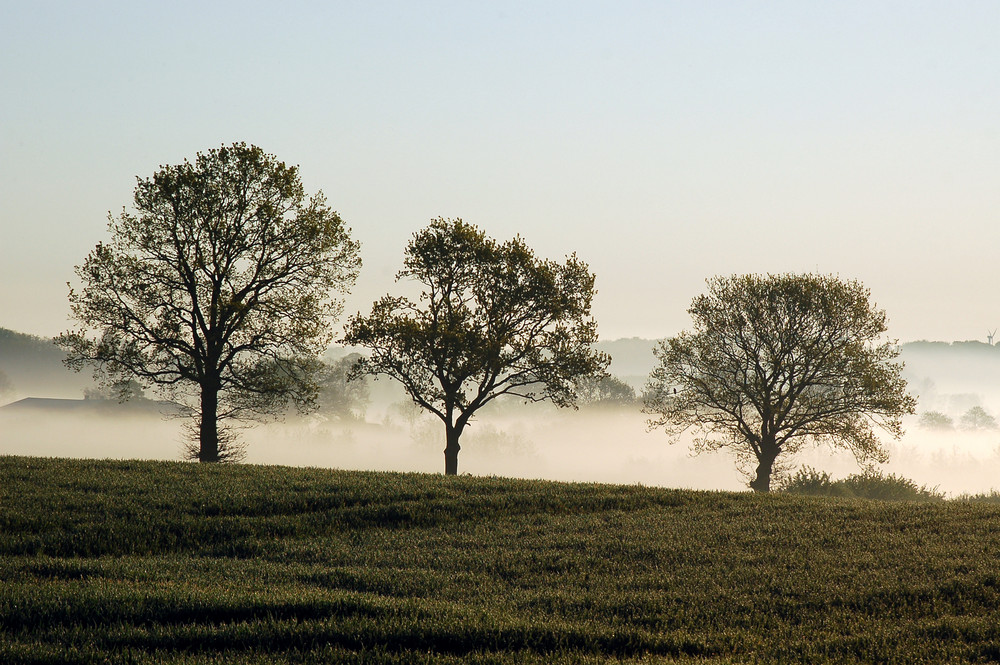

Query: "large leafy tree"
<box><xmin>344</xmin><ymin>218</ymin><xmax>609</xmax><ymax>475</ymax></box>
<box><xmin>58</xmin><ymin>143</ymin><xmax>361</xmax><ymax>462</ymax></box>
<box><xmin>644</xmin><ymin>273</ymin><xmax>916</xmax><ymax>492</ymax></box>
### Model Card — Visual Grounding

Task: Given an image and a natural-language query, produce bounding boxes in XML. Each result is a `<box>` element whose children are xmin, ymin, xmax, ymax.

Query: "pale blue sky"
<box><xmin>2</xmin><ymin>1</ymin><xmax>998</xmax><ymax>342</ymax></box>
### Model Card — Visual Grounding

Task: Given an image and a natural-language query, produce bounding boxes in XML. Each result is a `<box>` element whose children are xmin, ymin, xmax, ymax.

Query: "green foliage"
<box><xmin>781</xmin><ymin>467</ymin><xmax>944</xmax><ymax>501</ymax></box>
<box><xmin>918</xmin><ymin>410</ymin><xmax>954</xmax><ymax>430</ymax></box>
<box><xmin>345</xmin><ymin>218</ymin><xmax>609</xmax><ymax>474</ymax></box>
<box><xmin>960</xmin><ymin>405</ymin><xmax>998</xmax><ymax>430</ymax></box>
<box><xmin>3</xmin><ymin>456</ymin><xmax>1000</xmax><ymax>663</ymax></box>
<box><xmin>838</xmin><ymin>472</ymin><xmax>944</xmax><ymax>502</ymax></box>
<box><xmin>779</xmin><ymin>466</ymin><xmax>840</xmax><ymax>496</ymax></box>
<box><xmin>955</xmin><ymin>491</ymin><xmax>1000</xmax><ymax>504</ymax></box>
<box><xmin>644</xmin><ymin>273</ymin><xmax>916</xmax><ymax>493</ymax></box>
<box><xmin>57</xmin><ymin>144</ymin><xmax>361</xmax><ymax>462</ymax></box>
<box><xmin>0</xmin><ymin>327</ymin><xmax>94</xmax><ymax>397</ymax></box>
<box><xmin>315</xmin><ymin>353</ymin><xmax>370</xmax><ymax>421</ymax></box>
<box><xmin>83</xmin><ymin>378</ymin><xmax>146</xmax><ymax>402</ymax></box>
<box><xmin>574</xmin><ymin>374</ymin><xmax>637</xmax><ymax>408</ymax></box>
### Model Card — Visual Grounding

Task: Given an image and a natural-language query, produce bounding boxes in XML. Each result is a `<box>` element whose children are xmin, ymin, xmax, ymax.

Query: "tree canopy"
<box><xmin>344</xmin><ymin>218</ymin><xmax>609</xmax><ymax>475</ymax></box>
<box><xmin>574</xmin><ymin>374</ymin><xmax>637</xmax><ymax>408</ymax></box>
<box><xmin>643</xmin><ymin>273</ymin><xmax>916</xmax><ymax>492</ymax></box>
<box><xmin>58</xmin><ymin>143</ymin><xmax>361</xmax><ymax>461</ymax></box>
<box><xmin>960</xmin><ymin>406</ymin><xmax>997</xmax><ymax>431</ymax></box>
<box><xmin>315</xmin><ymin>353</ymin><xmax>370</xmax><ymax>422</ymax></box>
<box><xmin>918</xmin><ymin>411</ymin><xmax>954</xmax><ymax>430</ymax></box>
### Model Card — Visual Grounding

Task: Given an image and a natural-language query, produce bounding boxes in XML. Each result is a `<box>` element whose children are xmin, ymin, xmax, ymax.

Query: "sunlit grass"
<box><xmin>3</xmin><ymin>456</ymin><xmax>1000</xmax><ymax>663</ymax></box>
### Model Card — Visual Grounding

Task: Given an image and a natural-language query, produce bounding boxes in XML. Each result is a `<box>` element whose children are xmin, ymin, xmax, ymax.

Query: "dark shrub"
<box><xmin>779</xmin><ymin>467</ymin><xmax>838</xmax><ymax>496</ymax></box>
<box><xmin>781</xmin><ymin>467</ymin><xmax>943</xmax><ymax>502</ymax></box>
<box><xmin>838</xmin><ymin>471</ymin><xmax>943</xmax><ymax>502</ymax></box>
<box><xmin>954</xmin><ymin>491</ymin><xmax>1000</xmax><ymax>504</ymax></box>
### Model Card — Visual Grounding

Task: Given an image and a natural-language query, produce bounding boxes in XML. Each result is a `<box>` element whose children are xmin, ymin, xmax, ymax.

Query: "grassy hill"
<box><xmin>3</xmin><ymin>457</ymin><xmax>1000</xmax><ymax>663</ymax></box>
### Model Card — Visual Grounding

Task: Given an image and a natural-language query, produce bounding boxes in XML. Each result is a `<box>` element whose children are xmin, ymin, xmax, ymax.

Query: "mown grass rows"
<box><xmin>3</xmin><ymin>456</ymin><xmax>1000</xmax><ymax>663</ymax></box>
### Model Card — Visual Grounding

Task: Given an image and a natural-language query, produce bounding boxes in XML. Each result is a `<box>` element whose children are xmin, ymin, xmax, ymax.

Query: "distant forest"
<box><xmin>0</xmin><ymin>328</ymin><xmax>93</xmax><ymax>400</ymax></box>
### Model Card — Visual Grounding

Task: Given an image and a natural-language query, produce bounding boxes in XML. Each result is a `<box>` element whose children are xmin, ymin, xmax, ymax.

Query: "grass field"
<box><xmin>3</xmin><ymin>456</ymin><xmax>1000</xmax><ymax>663</ymax></box>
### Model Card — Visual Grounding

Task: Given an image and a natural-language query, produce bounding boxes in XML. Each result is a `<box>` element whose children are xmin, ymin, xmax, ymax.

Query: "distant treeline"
<box><xmin>3</xmin><ymin>327</ymin><xmax>1000</xmax><ymax>402</ymax></box>
<box><xmin>0</xmin><ymin>328</ymin><xmax>93</xmax><ymax>399</ymax></box>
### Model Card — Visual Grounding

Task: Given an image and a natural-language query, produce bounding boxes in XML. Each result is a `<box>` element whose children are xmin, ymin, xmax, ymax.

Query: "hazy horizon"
<box><xmin>3</xmin><ymin>3</ymin><xmax>1000</xmax><ymax>343</ymax></box>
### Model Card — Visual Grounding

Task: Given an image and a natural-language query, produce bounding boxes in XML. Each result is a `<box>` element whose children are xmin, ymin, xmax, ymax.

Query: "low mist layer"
<box><xmin>3</xmin><ymin>402</ymin><xmax>1000</xmax><ymax>497</ymax></box>
<box><xmin>5</xmin><ymin>334</ymin><xmax>1000</xmax><ymax>495</ymax></box>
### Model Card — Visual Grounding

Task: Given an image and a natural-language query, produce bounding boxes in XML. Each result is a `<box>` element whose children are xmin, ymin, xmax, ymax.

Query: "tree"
<box><xmin>83</xmin><ymin>379</ymin><xmax>146</xmax><ymax>402</ymax></box>
<box><xmin>574</xmin><ymin>374</ymin><xmax>637</xmax><ymax>407</ymax></box>
<box><xmin>58</xmin><ymin>143</ymin><xmax>361</xmax><ymax>462</ymax></box>
<box><xmin>918</xmin><ymin>410</ymin><xmax>954</xmax><ymax>430</ymax></box>
<box><xmin>315</xmin><ymin>353</ymin><xmax>370</xmax><ymax>422</ymax></box>
<box><xmin>960</xmin><ymin>406</ymin><xmax>997</xmax><ymax>431</ymax></box>
<box><xmin>644</xmin><ymin>274</ymin><xmax>916</xmax><ymax>492</ymax></box>
<box><xmin>343</xmin><ymin>218</ymin><xmax>609</xmax><ymax>475</ymax></box>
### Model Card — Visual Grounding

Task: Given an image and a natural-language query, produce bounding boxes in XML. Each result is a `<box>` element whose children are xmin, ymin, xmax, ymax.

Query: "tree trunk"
<box><xmin>443</xmin><ymin>423</ymin><xmax>461</xmax><ymax>475</ymax></box>
<box><xmin>199</xmin><ymin>384</ymin><xmax>220</xmax><ymax>463</ymax></box>
<box><xmin>750</xmin><ymin>448</ymin><xmax>778</xmax><ymax>493</ymax></box>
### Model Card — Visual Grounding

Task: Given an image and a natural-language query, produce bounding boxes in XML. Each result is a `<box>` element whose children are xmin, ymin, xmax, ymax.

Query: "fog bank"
<box><xmin>6</xmin><ymin>336</ymin><xmax>1000</xmax><ymax>495</ymax></box>
<box><xmin>4</xmin><ymin>402</ymin><xmax>1000</xmax><ymax>497</ymax></box>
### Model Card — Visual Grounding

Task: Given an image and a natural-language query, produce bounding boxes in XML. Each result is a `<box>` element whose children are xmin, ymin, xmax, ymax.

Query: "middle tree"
<box><xmin>345</xmin><ymin>218</ymin><xmax>610</xmax><ymax>475</ymax></box>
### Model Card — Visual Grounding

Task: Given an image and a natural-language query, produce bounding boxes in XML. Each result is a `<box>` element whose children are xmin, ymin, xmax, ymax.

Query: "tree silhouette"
<box><xmin>645</xmin><ymin>274</ymin><xmax>916</xmax><ymax>492</ymax></box>
<box><xmin>59</xmin><ymin>144</ymin><xmax>360</xmax><ymax>461</ymax></box>
<box><xmin>345</xmin><ymin>218</ymin><xmax>609</xmax><ymax>474</ymax></box>
<box><xmin>960</xmin><ymin>406</ymin><xmax>997</xmax><ymax>431</ymax></box>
